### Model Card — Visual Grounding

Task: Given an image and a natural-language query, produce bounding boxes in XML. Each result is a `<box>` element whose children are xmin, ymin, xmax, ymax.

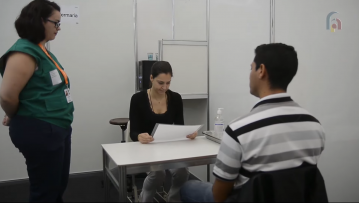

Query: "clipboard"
<box><xmin>203</xmin><ymin>131</ymin><xmax>222</xmax><ymax>144</ymax></box>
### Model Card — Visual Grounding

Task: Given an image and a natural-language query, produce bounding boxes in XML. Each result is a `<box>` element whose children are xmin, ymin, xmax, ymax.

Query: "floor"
<box><xmin>0</xmin><ymin>171</ymin><xmax>198</xmax><ymax>202</ymax></box>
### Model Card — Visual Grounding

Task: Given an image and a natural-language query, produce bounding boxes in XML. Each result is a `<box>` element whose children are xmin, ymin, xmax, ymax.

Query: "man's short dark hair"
<box><xmin>254</xmin><ymin>43</ymin><xmax>298</xmax><ymax>91</ymax></box>
<box><xmin>15</xmin><ymin>0</ymin><xmax>60</xmax><ymax>44</ymax></box>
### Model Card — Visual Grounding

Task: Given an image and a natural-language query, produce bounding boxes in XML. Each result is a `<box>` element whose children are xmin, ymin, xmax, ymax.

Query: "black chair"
<box><xmin>226</xmin><ymin>163</ymin><xmax>328</xmax><ymax>202</ymax></box>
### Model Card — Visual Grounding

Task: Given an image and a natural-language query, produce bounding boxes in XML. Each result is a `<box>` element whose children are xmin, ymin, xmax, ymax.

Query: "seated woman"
<box><xmin>129</xmin><ymin>61</ymin><xmax>197</xmax><ymax>202</ymax></box>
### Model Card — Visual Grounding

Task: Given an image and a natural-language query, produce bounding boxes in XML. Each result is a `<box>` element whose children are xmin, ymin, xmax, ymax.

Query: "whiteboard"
<box><xmin>162</xmin><ymin>44</ymin><xmax>208</xmax><ymax>95</ymax></box>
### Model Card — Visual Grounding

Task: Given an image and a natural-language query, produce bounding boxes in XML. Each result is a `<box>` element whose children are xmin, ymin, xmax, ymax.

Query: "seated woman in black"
<box><xmin>129</xmin><ymin>61</ymin><xmax>197</xmax><ymax>202</ymax></box>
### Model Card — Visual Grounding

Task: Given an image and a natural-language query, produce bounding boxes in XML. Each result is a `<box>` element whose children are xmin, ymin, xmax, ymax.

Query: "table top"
<box><xmin>102</xmin><ymin>136</ymin><xmax>220</xmax><ymax>166</ymax></box>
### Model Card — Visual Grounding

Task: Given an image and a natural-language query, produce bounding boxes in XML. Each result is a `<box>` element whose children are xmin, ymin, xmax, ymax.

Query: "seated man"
<box><xmin>180</xmin><ymin>43</ymin><xmax>326</xmax><ymax>202</ymax></box>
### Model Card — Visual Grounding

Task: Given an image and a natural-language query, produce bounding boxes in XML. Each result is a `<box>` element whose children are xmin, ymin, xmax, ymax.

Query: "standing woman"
<box><xmin>0</xmin><ymin>0</ymin><xmax>74</xmax><ymax>202</ymax></box>
<box><xmin>129</xmin><ymin>61</ymin><xmax>197</xmax><ymax>202</ymax></box>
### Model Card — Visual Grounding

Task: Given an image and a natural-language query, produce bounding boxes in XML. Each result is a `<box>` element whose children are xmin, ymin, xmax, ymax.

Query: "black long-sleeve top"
<box><xmin>129</xmin><ymin>90</ymin><xmax>184</xmax><ymax>141</ymax></box>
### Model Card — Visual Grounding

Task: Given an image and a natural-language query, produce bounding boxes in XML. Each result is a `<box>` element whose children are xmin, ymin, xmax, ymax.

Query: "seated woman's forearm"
<box><xmin>0</xmin><ymin>97</ymin><xmax>19</xmax><ymax>118</ymax></box>
<box><xmin>130</xmin><ymin>131</ymin><xmax>139</xmax><ymax>141</ymax></box>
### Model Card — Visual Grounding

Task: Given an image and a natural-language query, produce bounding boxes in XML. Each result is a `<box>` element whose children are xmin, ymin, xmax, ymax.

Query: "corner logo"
<box><xmin>327</xmin><ymin>12</ymin><xmax>342</xmax><ymax>32</ymax></box>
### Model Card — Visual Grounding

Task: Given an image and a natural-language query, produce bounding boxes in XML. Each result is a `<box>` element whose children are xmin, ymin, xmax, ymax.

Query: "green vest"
<box><xmin>0</xmin><ymin>39</ymin><xmax>74</xmax><ymax>129</ymax></box>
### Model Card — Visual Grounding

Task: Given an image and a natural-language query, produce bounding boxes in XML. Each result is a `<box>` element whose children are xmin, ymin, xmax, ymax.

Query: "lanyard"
<box><xmin>38</xmin><ymin>44</ymin><xmax>69</xmax><ymax>86</ymax></box>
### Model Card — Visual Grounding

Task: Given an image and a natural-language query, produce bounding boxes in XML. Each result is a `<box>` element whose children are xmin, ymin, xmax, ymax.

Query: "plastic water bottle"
<box><xmin>214</xmin><ymin>108</ymin><xmax>224</xmax><ymax>139</ymax></box>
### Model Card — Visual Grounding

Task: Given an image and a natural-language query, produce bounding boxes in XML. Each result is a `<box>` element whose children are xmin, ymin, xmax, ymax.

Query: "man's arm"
<box><xmin>213</xmin><ymin>178</ymin><xmax>235</xmax><ymax>202</ymax></box>
<box><xmin>212</xmin><ymin>126</ymin><xmax>243</xmax><ymax>202</ymax></box>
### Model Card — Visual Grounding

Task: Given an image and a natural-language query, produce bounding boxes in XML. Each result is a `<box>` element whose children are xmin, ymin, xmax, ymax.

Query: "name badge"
<box><xmin>50</xmin><ymin>69</ymin><xmax>62</xmax><ymax>85</ymax></box>
<box><xmin>64</xmin><ymin>88</ymin><xmax>73</xmax><ymax>103</ymax></box>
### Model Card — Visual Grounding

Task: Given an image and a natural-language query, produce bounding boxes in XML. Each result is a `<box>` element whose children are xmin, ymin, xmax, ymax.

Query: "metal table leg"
<box><xmin>103</xmin><ymin>149</ymin><xmax>110</xmax><ymax>202</ymax></box>
<box><xmin>118</xmin><ymin>166</ymin><xmax>128</xmax><ymax>202</ymax></box>
<box><xmin>207</xmin><ymin>164</ymin><xmax>211</xmax><ymax>182</ymax></box>
<box><xmin>132</xmin><ymin>175</ymin><xmax>139</xmax><ymax>202</ymax></box>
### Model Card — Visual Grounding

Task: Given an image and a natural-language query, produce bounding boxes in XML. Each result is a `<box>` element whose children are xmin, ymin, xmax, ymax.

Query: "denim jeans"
<box><xmin>180</xmin><ymin>180</ymin><xmax>215</xmax><ymax>202</ymax></box>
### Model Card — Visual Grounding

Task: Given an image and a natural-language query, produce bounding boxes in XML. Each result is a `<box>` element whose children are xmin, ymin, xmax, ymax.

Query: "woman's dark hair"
<box><xmin>151</xmin><ymin>61</ymin><xmax>173</xmax><ymax>79</ymax></box>
<box><xmin>150</xmin><ymin>61</ymin><xmax>173</xmax><ymax>100</ymax></box>
<box><xmin>15</xmin><ymin>0</ymin><xmax>60</xmax><ymax>44</ymax></box>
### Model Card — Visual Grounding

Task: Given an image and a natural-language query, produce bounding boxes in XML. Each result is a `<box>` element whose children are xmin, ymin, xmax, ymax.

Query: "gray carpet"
<box><xmin>0</xmin><ymin>172</ymin><xmax>144</xmax><ymax>202</ymax></box>
<box><xmin>0</xmin><ymin>171</ymin><xmax>198</xmax><ymax>202</ymax></box>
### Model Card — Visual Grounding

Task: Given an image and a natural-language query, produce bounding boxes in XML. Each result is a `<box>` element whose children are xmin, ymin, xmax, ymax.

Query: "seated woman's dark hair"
<box><xmin>15</xmin><ymin>0</ymin><xmax>60</xmax><ymax>44</ymax></box>
<box><xmin>151</xmin><ymin>61</ymin><xmax>173</xmax><ymax>78</ymax></box>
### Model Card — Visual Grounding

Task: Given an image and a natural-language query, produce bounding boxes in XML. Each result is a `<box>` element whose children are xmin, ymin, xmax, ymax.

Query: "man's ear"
<box><xmin>258</xmin><ymin>64</ymin><xmax>267</xmax><ymax>79</ymax></box>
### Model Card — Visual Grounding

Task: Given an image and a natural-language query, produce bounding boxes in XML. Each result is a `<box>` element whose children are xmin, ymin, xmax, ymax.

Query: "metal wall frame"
<box><xmin>206</xmin><ymin>0</ymin><xmax>210</xmax><ymax>131</ymax></box>
<box><xmin>133</xmin><ymin>0</ymin><xmax>138</xmax><ymax>92</ymax></box>
<box><xmin>172</xmin><ymin>0</ymin><xmax>175</xmax><ymax>40</ymax></box>
<box><xmin>270</xmin><ymin>0</ymin><xmax>276</xmax><ymax>43</ymax></box>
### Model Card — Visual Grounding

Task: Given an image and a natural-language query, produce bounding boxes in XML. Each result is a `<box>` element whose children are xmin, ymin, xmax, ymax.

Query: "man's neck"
<box><xmin>150</xmin><ymin>88</ymin><xmax>165</xmax><ymax>100</ymax></box>
<box><xmin>258</xmin><ymin>89</ymin><xmax>286</xmax><ymax>99</ymax></box>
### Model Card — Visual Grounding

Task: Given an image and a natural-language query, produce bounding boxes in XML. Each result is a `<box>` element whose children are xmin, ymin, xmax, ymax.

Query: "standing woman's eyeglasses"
<box><xmin>47</xmin><ymin>19</ymin><xmax>61</xmax><ymax>28</ymax></box>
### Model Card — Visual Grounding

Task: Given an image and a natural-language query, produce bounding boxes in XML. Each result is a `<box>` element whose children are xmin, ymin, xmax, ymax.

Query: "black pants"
<box><xmin>9</xmin><ymin>116</ymin><xmax>72</xmax><ymax>202</ymax></box>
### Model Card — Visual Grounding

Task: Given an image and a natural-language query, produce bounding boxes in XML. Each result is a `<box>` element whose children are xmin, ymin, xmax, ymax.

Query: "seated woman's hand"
<box><xmin>186</xmin><ymin>131</ymin><xmax>198</xmax><ymax>140</ymax></box>
<box><xmin>138</xmin><ymin>133</ymin><xmax>154</xmax><ymax>144</ymax></box>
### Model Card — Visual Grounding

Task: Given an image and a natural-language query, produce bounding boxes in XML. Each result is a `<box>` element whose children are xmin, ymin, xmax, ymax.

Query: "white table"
<box><xmin>102</xmin><ymin>136</ymin><xmax>220</xmax><ymax>202</ymax></box>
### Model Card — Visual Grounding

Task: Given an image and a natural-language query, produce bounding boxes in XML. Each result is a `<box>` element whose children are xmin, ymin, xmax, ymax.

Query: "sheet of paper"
<box><xmin>151</xmin><ymin>124</ymin><xmax>203</xmax><ymax>143</ymax></box>
<box><xmin>60</xmin><ymin>5</ymin><xmax>80</xmax><ymax>24</ymax></box>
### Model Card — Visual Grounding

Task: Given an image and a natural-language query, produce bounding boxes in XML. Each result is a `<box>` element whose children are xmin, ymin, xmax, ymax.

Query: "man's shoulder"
<box><xmin>226</xmin><ymin>103</ymin><xmax>322</xmax><ymax>142</ymax></box>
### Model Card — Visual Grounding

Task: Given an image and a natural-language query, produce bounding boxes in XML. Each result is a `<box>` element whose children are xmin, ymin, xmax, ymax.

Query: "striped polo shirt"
<box><xmin>213</xmin><ymin>93</ymin><xmax>325</xmax><ymax>186</ymax></box>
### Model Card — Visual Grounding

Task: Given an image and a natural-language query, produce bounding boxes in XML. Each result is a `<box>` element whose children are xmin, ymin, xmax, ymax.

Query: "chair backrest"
<box><xmin>125</xmin><ymin>121</ymin><xmax>133</xmax><ymax>142</ymax></box>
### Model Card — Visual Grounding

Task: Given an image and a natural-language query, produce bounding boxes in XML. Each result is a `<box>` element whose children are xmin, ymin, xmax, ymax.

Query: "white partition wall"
<box><xmin>209</xmin><ymin>0</ymin><xmax>270</xmax><ymax>133</ymax></box>
<box><xmin>207</xmin><ymin>0</ymin><xmax>271</xmax><ymax>182</ymax></box>
<box><xmin>0</xmin><ymin>0</ymin><xmax>37</xmax><ymax>181</ymax></box>
<box><xmin>137</xmin><ymin>0</ymin><xmax>172</xmax><ymax>61</ymax></box>
<box><xmin>174</xmin><ymin>0</ymin><xmax>207</xmax><ymax>41</ymax></box>
<box><xmin>275</xmin><ymin>0</ymin><xmax>359</xmax><ymax>201</ymax></box>
<box><xmin>49</xmin><ymin>0</ymin><xmax>136</xmax><ymax>174</ymax></box>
